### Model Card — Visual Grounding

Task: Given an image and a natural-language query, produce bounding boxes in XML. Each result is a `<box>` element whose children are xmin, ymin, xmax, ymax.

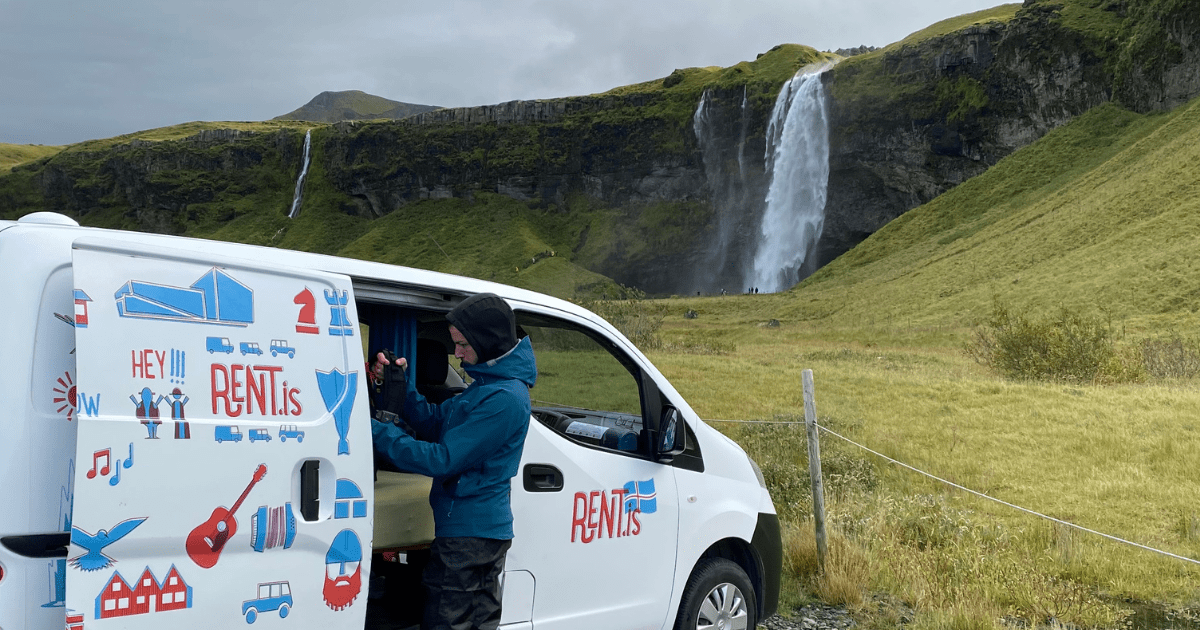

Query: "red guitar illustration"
<box><xmin>186</xmin><ymin>464</ymin><xmax>266</xmax><ymax>568</ymax></box>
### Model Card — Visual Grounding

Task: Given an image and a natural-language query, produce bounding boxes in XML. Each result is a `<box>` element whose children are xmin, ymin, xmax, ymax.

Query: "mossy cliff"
<box><xmin>0</xmin><ymin>45</ymin><xmax>825</xmax><ymax>296</ymax></box>
<box><xmin>2</xmin><ymin>0</ymin><xmax>1198</xmax><ymax>296</ymax></box>
<box><xmin>818</xmin><ymin>0</ymin><xmax>1200</xmax><ymax>268</ymax></box>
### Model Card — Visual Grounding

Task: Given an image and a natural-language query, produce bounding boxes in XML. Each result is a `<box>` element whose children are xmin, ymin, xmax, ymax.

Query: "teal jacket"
<box><xmin>372</xmin><ymin>336</ymin><xmax>536</xmax><ymax>540</ymax></box>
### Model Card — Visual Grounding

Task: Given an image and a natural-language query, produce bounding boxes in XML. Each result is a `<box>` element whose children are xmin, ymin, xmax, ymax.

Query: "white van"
<box><xmin>0</xmin><ymin>213</ymin><xmax>780</xmax><ymax>630</ymax></box>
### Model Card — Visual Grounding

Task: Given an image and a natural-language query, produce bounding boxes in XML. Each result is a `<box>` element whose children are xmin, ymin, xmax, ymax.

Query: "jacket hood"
<box><xmin>446</xmin><ymin>292</ymin><xmax>518</xmax><ymax>363</ymax></box>
<box><xmin>463</xmin><ymin>336</ymin><xmax>537</xmax><ymax>388</ymax></box>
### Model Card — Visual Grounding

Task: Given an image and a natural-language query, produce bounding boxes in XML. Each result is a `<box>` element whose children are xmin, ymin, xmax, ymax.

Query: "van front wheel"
<box><xmin>674</xmin><ymin>558</ymin><xmax>756</xmax><ymax>630</ymax></box>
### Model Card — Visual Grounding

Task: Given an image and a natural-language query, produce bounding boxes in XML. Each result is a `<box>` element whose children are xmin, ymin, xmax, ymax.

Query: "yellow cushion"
<box><xmin>372</xmin><ymin>471</ymin><xmax>435</xmax><ymax>550</ymax></box>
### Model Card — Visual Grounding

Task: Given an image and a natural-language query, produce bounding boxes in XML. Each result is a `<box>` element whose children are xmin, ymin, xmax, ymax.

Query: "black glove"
<box><xmin>372</xmin><ymin>349</ymin><xmax>409</xmax><ymax>427</ymax></box>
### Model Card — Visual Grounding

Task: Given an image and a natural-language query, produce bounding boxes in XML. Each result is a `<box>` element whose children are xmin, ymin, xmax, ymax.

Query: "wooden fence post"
<box><xmin>803</xmin><ymin>369</ymin><xmax>828</xmax><ymax>572</ymax></box>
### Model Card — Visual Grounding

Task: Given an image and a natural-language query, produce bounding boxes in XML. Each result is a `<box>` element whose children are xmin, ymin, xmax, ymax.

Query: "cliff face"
<box><xmin>320</xmin><ymin>85</ymin><xmax>782</xmax><ymax>294</ymax></box>
<box><xmin>819</xmin><ymin>5</ymin><xmax>1112</xmax><ymax>268</ymax></box>
<box><xmin>4</xmin><ymin>1</ymin><xmax>1199</xmax><ymax>296</ymax></box>
<box><xmin>12</xmin><ymin>129</ymin><xmax>304</xmax><ymax>235</ymax></box>
<box><xmin>322</xmin><ymin>92</ymin><xmax>700</xmax><ymax>217</ymax></box>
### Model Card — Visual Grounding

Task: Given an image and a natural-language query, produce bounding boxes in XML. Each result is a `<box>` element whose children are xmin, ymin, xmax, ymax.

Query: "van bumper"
<box><xmin>751</xmin><ymin>512</ymin><xmax>781</xmax><ymax>620</ymax></box>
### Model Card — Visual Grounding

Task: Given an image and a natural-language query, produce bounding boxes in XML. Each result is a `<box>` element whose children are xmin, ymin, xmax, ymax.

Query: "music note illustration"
<box><xmin>109</xmin><ymin>461</ymin><xmax>122</xmax><ymax>486</ymax></box>
<box><xmin>123</xmin><ymin>443</ymin><xmax>134</xmax><ymax>469</ymax></box>
<box><xmin>86</xmin><ymin>449</ymin><xmax>111</xmax><ymax>479</ymax></box>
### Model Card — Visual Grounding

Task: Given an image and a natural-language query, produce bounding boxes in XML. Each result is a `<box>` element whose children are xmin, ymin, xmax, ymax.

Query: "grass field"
<box><xmin>645</xmin><ymin>301</ymin><xmax>1200</xmax><ymax>629</ymax></box>
<box><xmin>0</xmin><ymin>143</ymin><xmax>63</xmax><ymax>170</ymax></box>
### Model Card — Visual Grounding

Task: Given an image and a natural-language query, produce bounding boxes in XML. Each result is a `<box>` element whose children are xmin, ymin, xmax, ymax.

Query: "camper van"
<box><xmin>0</xmin><ymin>212</ymin><xmax>780</xmax><ymax>630</ymax></box>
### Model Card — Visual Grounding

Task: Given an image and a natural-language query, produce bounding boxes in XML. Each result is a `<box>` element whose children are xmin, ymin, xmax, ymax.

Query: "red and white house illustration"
<box><xmin>74</xmin><ymin>290</ymin><xmax>92</xmax><ymax>328</ymax></box>
<box><xmin>94</xmin><ymin>564</ymin><xmax>192</xmax><ymax>619</ymax></box>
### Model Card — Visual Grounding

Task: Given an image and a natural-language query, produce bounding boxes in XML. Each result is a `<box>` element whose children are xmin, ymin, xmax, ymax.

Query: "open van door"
<box><xmin>65</xmin><ymin>239</ymin><xmax>373</xmax><ymax>628</ymax></box>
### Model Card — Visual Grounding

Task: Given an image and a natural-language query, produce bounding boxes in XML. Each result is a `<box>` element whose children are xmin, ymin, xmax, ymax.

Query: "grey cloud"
<box><xmin>0</xmin><ymin>0</ymin><xmax>1008</xmax><ymax>145</ymax></box>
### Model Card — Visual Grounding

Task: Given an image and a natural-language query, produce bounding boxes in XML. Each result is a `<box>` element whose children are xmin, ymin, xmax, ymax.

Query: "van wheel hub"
<box><xmin>698</xmin><ymin>582</ymin><xmax>747</xmax><ymax>630</ymax></box>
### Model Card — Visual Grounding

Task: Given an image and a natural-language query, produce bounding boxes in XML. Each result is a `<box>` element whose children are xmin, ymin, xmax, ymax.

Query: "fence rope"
<box><xmin>705</xmin><ymin>417</ymin><xmax>1200</xmax><ymax>568</ymax></box>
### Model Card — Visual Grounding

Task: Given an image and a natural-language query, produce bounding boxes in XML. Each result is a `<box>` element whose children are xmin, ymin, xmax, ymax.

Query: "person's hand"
<box><xmin>371</xmin><ymin>351</ymin><xmax>407</xmax><ymax>384</ymax></box>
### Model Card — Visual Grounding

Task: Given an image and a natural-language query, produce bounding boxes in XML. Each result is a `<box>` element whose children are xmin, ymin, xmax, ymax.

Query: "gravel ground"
<box><xmin>760</xmin><ymin>604</ymin><xmax>857</xmax><ymax>630</ymax></box>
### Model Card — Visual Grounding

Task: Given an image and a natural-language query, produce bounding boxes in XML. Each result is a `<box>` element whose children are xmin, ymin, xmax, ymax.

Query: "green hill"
<box><xmin>0</xmin><ymin>143</ymin><xmax>63</xmax><ymax>170</ymax></box>
<box><xmin>768</xmin><ymin>94</ymin><xmax>1200</xmax><ymax>338</ymax></box>
<box><xmin>273</xmin><ymin>90</ymin><xmax>441</xmax><ymax>123</ymax></box>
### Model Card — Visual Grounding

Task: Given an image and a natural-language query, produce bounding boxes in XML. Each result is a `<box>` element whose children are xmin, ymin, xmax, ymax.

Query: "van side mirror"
<box><xmin>656</xmin><ymin>406</ymin><xmax>686</xmax><ymax>460</ymax></box>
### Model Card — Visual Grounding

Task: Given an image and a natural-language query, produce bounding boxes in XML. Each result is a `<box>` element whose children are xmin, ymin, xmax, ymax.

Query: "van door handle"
<box><xmin>523</xmin><ymin>464</ymin><xmax>563</xmax><ymax>492</ymax></box>
<box><xmin>1</xmin><ymin>533</ymin><xmax>70</xmax><ymax>558</ymax></box>
<box><xmin>299</xmin><ymin>459</ymin><xmax>320</xmax><ymax>521</ymax></box>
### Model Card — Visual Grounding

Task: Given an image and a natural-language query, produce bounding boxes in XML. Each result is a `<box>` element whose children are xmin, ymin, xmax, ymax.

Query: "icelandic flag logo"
<box><xmin>623</xmin><ymin>478</ymin><xmax>657</xmax><ymax>514</ymax></box>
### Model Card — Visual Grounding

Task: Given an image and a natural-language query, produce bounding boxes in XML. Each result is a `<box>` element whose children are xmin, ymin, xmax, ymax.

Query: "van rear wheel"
<box><xmin>674</xmin><ymin>558</ymin><xmax>756</xmax><ymax>630</ymax></box>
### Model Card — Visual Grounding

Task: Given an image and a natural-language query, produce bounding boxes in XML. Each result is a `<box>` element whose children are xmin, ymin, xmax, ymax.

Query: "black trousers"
<box><xmin>422</xmin><ymin>537</ymin><xmax>512</xmax><ymax>630</ymax></box>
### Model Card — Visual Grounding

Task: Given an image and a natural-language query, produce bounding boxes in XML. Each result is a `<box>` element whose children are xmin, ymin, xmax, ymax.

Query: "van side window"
<box><xmin>519</xmin><ymin>318</ymin><xmax>646</xmax><ymax>456</ymax></box>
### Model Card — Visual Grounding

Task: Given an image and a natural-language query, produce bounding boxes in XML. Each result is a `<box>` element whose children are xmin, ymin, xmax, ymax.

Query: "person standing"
<box><xmin>371</xmin><ymin>292</ymin><xmax>536</xmax><ymax>630</ymax></box>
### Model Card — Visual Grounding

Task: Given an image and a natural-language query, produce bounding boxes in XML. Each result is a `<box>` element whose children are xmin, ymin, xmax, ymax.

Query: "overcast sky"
<box><xmin>1</xmin><ymin>0</ymin><xmax>1008</xmax><ymax>146</ymax></box>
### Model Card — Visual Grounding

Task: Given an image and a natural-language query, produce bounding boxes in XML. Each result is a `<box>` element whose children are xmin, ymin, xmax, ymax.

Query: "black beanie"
<box><xmin>446</xmin><ymin>293</ymin><xmax>518</xmax><ymax>363</ymax></box>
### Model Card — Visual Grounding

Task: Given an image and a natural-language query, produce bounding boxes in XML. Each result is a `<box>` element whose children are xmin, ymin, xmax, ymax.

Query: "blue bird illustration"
<box><xmin>69</xmin><ymin>517</ymin><xmax>146</xmax><ymax>571</ymax></box>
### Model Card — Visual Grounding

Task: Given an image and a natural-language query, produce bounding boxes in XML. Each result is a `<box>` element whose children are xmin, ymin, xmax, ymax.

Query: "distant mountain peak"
<box><xmin>273</xmin><ymin>90</ymin><xmax>441</xmax><ymax>123</ymax></box>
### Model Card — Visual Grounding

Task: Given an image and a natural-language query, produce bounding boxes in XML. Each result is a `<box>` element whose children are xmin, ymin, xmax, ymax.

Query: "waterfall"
<box><xmin>692</xmin><ymin>87</ymin><xmax>754</xmax><ymax>294</ymax></box>
<box><xmin>693</xmin><ymin>90</ymin><xmax>718</xmax><ymax>183</ymax></box>
<box><xmin>749</xmin><ymin>62</ymin><xmax>834</xmax><ymax>293</ymax></box>
<box><xmin>737</xmin><ymin>85</ymin><xmax>748</xmax><ymax>181</ymax></box>
<box><xmin>288</xmin><ymin>129</ymin><xmax>312</xmax><ymax>219</ymax></box>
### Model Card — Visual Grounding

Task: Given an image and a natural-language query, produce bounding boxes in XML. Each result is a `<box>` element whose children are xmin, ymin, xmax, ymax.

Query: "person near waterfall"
<box><xmin>371</xmin><ymin>292</ymin><xmax>537</xmax><ymax>630</ymax></box>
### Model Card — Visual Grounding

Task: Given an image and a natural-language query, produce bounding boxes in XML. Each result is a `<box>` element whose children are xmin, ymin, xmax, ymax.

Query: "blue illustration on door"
<box><xmin>42</xmin><ymin>459</ymin><xmax>74</xmax><ymax>608</ymax></box>
<box><xmin>334</xmin><ymin>479</ymin><xmax>367</xmax><ymax>519</ymax></box>
<box><xmin>69</xmin><ymin>517</ymin><xmax>147</xmax><ymax>571</ymax></box>
<box><xmin>316</xmin><ymin>369</ymin><xmax>358</xmax><ymax>456</ymax></box>
<box><xmin>325</xmin><ymin>290</ymin><xmax>353</xmax><ymax>336</ymax></box>
<box><xmin>623</xmin><ymin>478</ymin><xmax>657</xmax><ymax>514</ymax></box>
<box><xmin>250</xmin><ymin>503</ymin><xmax>297</xmax><ymax>552</ymax></box>
<box><xmin>114</xmin><ymin>268</ymin><xmax>253</xmax><ymax>326</ymax></box>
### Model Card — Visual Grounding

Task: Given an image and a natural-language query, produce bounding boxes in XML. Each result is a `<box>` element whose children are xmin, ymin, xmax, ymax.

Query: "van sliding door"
<box><xmin>67</xmin><ymin>239</ymin><xmax>374</xmax><ymax>629</ymax></box>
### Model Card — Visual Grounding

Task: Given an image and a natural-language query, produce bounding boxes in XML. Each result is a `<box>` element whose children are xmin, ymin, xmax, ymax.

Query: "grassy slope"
<box><xmin>888</xmin><ymin>3</ymin><xmax>1023</xmax><ymax>50</ymax></box>
<box><xmin>784</xmin><ymin>95</ymin><xmax>1200</xmax><ymax>336</ymax></box>
<box><xmin>645</xmin><ymin>94</ymin><xmax>1200</xmax><ymax>622</ymax></box>
<box><xmin>60</xmin><ymin>120</ymin><xmax>322</xmax><ymax>153</ymax></box>
<box><xmin>0</xmin><ymin>143</ymin><xmax>63</xmax><ymax>170</ymax></box>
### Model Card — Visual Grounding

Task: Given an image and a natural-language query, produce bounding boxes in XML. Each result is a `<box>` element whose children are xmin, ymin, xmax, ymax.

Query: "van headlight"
<box><xmin>747</xmin><ymin>455</ymin><xmax>767</xmax><ymax>489</ymax></box>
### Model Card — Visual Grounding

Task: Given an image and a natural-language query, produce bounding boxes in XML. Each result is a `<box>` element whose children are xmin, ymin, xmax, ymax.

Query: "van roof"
<box><xmin>2</xmin><ymin>213</ymin><xmax>612</xmax><ymax>333</ymax></box>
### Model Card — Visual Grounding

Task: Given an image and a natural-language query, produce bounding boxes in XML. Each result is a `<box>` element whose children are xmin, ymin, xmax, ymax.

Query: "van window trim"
<box><xmin>351</xmin><ymin>278</ymin><xmax>460</xmax><ymax>310</ymax></box>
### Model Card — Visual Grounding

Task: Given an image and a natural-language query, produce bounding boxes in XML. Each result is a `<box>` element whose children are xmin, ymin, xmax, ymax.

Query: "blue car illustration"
<box><xmin>279</xmin><ymin>425</ymin><xmax>305</xmax><ymax>442</ymax></box>
<box><xmin>243</xmin><ymin>581</ymin><xmax>292</xmax><ymax>623</ymax></box>
<box><xmin>215</xmin><ymin>426</ymin><xmax>242</xmax><ymax>443</ymax></box>
<box><xmin>240</xmin><ymin>341</ymin><xmax>263</xmax><ymax>356</ymax></box>
<box><xmin>249</xmin><ymin>428</ymin><xmax>272</xmax><ymax>443</ymax></box>
<box><xmin>269</xmin><ymin>339</ymin><xmax>296</xmax><ymax>359</ymax></box>
<box><xmin>206</xmin><ymin>336</ymin><xmax>234</xmax><ymax>354</ymax></box>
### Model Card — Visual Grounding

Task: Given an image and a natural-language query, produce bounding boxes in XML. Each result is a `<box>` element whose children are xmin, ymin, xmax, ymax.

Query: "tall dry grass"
<box><xmin>647</xmin><ymin>309</ymin><xmax>1200</xmax><ymax>628</ymax></box>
